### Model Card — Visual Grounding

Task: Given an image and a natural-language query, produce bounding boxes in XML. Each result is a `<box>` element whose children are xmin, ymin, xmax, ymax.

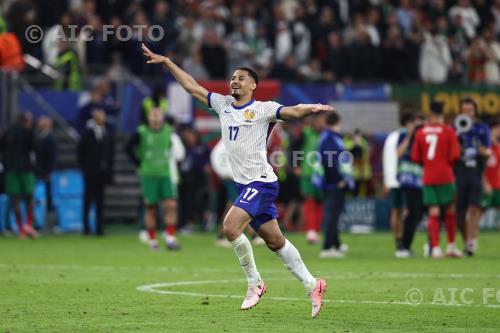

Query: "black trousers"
<box><xmin>322</xmin><ymin>188</ymin><xmax>345</xmax><ymax>250</ymax></box>
<box><xmin>83</xmin><ymin>175</ymin><xmax>105</xmax><ymax>235</ymax></box>
<box><xmin>402</xmin><ymin>187</ymin><xmax>423</xmax><ymax>251</ymax></box>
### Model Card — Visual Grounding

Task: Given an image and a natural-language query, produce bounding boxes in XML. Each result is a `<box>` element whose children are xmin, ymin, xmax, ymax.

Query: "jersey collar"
<box><xmin>231</xmin><ymin>99</ymin><xmax>255</xmax><ymax>110</ymax></box>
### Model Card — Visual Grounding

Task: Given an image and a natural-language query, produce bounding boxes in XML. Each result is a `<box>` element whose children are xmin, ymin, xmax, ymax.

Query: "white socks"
<box><xmin>230</xmin><ymin>235</ymin><xmax>316</xmax><ymax>293</ymax></box>
<box><xmin>276</xmin><ymin>239</ymin><xmax>316</xmax><ymax>293</ymax></box>
<box><xmin>230</xmin><ymin>234</ymin><xmax>261</xmax><ymax>287</ymax></box>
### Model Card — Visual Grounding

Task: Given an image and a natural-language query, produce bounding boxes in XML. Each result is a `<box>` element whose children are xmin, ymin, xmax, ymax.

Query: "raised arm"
<box><xmin>279</xmin><ymin>104</ymin><xmax>335</xmax><ymax>120</ymax></box>
<box><xmin>142</xmin><ymin>44</ymin><xmax>208</xmax><ymax>105</ymax></box>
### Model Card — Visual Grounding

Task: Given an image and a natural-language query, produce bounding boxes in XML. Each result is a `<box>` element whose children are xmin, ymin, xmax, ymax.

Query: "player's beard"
<box><xmin>231</xmin><ymin>91</ymin><xmax>241</xmax><ymax>99</ymax></box>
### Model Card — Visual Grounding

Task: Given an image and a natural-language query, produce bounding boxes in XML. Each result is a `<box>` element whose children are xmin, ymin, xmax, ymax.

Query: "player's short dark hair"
<box><xmin>325</xmin><ymin>111</ymin><xmax>341</xmax><ymax>126</ymax></box>
<box><xmin>460</xmin><ymin>97</ymin><xmax>478</xmax><ymax>114</ymax></box>
<box><xmin>236</xmin><ymin>67</ymin><xmax>259</xmax><ymax>85</ymax></box>
<box><xmin>430</xmin><ymin>101</ymin><xmax>444</xmax><ymax>115</ymax></box>
<box><xmin>400</xmin><ymin>112</ymin><xmax>415</xmax><ymax>126</ymax></box>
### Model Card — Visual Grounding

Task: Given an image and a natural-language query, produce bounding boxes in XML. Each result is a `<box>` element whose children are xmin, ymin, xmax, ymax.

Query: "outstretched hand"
<box><xmin>141</xmin><ymin>43</ymin><xmax>168</xmax><ymax>64</ymax></box>
<box><xmin>312</xmin><ymin>104</ymin><xmax>336</xmax><ymax>113</ymax></box>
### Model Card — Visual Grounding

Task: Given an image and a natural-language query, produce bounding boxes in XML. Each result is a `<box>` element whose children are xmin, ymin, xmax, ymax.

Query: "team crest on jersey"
<box><xmin>244</xmin><ymin>109</ymin><xmax>255</xmax><ymax>122</ymax></box>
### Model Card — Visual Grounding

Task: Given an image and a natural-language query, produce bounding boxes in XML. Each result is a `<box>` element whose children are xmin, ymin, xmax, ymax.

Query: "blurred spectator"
<box><xmin>124</xmin><ymin>108</ymin><xmax>182</xmax><ymax>250</ymax></box>
<box><xmin>323</xmin><ymin>32</ymin><xmax>348</xmax><ymax>81</ymax></box>
<box><xmin>428</xmin><ymin>0</ymin><xmax>447</xmax><ymax>21</ymax></box>
<box><xmin>465</xmin><ymin>36</ymin><xmax>489</xmax><ymax>84</ymax></box>
<box><xmin>348</xmin><ymin>24</ymin><xmax>379</xmax><ymax>80</ymax></box>
<box><xmin>77</xmin><ymin>77</ymin><xmax>119</xmax><ymax>132</ymax></box>
<box><xmin>141</xmin><ymin>86</ymin><xmax>168</xmax><ymax>125</ymax></box>
<box><xmin>182</xmin><ymin>49</ymin><xmax>210</xmax><ymax>80</ymax></box>
<box><xmin>449</xmin><ymin>0</ymin><xmax>481</xmax><ymax>39</ymax></box>
<box><xmin>419</xmin><ymin>25</ymin><xmax>451</xmax><ymax>83</ymax></box>
<box><xmin>269</xmin><ymin>54</ymin><xmax>299</xmax><ymax>80</ymax></box>
<box><xmin>150</xmin><ymin>0</ymin><xmax>177</xmax><ymax>54</ymax></box>
<box><xmin>0</xmin><ymin>30</ymin><xmax>24</xmax><ymax>72</ymax></box>
<box><xmin>54</xmin><ymin>40</ymin><xmax>82</xmax><ymax>91</ymax></box>
<box><xmin>311</xmin><ymin>6</ymin><xmax>339</xmax><ymax>54</ymax></box>
<box><xmin>35</xmin><ymin>116</ymin><xmax>56</xmax><ymax>211</ymax></box>
<box><xmin>227</xmin><ymin>19</ymin><xmax>253</xmax><ymax>71</ymax></box>
<box><xmin>84</xmin><ymin>15</ymin><xmax>108</xmax><ymax>69</ymax></box>
<box><xmin>344</xmin><ymin>129</ymin><xmax>373</xmax><ymax>198</ymax></box>
<box><xmin>77</xmin><ymin>109</ymin><xmax>113</xmax><ymax>236</ymax></box>
<box><xmin>270</xmin><ymin>4</ymin><xmax>293</xmax><ymax>63</ymax></box>
<box><xmin>299</xmin><ymin>58</ymin><xmax>323</xmax><ymax>81</ymax></box>
<box><xmin>178</xmin><ymin>126</ymin><xmax>210</xmax><ymax>231</ymax></box>
<box><xmin>382</xmin><ymin>25</ymin><xmax>406</xmax><ymax>81</ymax></box>
<box><xmin>395</xmin><ymin>0</ymin><xmax>416</xmax><ymax>35</ymax></box>
<box><xmin>493</xmin><ymin>0</ymin><xmax>500</xmax><ymax>36</ymax></box>
<box><xmin>0</xmin><ymin>112</ymin><xmax>37</xmax><ymax>238</ymax></box>
<box><xmin>291</xmin><ymin>5</ymin><xmax>311</xmax><ymax>66</ymax></box>
<box><xmin>483</xmin><ymin>27</ymin><xmax>500</xmax><ymax>85</ymax></box>
<box><xmin>201</xmin><ymin>29</ymin><xmax>227</xmax><ymax>79</ymax></box>
<box><xmin>366</xmin><ymin>7</ymin><xmax>381</xmax><ymax>47</ymax></box>
<box><xmin>42</xmin><ymin>12</ymin><xmax>75</xmax><ymax>66</ymax></box>
<box><xmin>299</xmin><ymin>115</ymin><xmax>324</xmax><ymax>244</ymax></box>
<box><xmin>318</xmin><ymin>112</ymin><xmax>350</xmax><ymax>258</ymax></box>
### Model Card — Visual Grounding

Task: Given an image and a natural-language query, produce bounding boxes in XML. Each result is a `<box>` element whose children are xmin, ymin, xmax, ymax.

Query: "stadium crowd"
<box><xmin>0</xmin><ymin>0</ymin><xmax>499</xmax><ymax>85</ymax></box>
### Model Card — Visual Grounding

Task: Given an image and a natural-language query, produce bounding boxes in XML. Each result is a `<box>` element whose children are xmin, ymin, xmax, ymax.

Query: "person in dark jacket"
<box><xmin>0</xmin><ymin>112</ymin><xmax>37</xmax><ymax>238</ymax></box>
<box><xmin>77</xmin><ymin>109</ymin><xmax>113</xmax><ymax>236</ymax></box>
<box><xmin>317</xmin><ymin>112</ymin><xmax>353</xmax><ymax>258</ymax></box>
<box><xmin>35</xmin><ymin>116</ymin><xmax>57</xmax><ymax>211</ymax></box>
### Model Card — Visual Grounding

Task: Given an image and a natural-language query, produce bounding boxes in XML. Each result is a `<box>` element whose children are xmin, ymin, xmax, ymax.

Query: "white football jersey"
<box><xmin>208</xmin><ymin>92</ymin><xmax>283</xmax><ymax>185</ymax></box>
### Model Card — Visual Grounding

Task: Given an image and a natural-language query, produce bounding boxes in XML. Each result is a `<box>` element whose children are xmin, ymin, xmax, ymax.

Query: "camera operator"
<box><xmin>455</xmin><ymin>97</ymin><xmax>491</xmax><ymax>256</ymax></box>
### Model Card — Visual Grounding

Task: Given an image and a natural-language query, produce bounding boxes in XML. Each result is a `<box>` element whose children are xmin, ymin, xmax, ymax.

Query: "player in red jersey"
<box><xmin>411</xmin><ymin>102</ymin><xmax>461</xmax><ymax>259</ymax></box>
<box><xmin>482</xmin><ymin>119</ymin><xmax>500</xmax><ymax>224</ymax></box>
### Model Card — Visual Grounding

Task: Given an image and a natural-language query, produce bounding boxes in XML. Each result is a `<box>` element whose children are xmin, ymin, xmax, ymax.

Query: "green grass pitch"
<box><xmin>1</xmin><ymin>229</ymin><xmax>499</xmax><ymax>332</ymax></box>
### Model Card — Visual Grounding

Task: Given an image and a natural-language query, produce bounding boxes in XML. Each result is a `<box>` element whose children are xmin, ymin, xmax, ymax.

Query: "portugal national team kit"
<box><xmin>411</xmin><ymin>123</ymin><xmax>461</xmax><ymax>253</ymax></box>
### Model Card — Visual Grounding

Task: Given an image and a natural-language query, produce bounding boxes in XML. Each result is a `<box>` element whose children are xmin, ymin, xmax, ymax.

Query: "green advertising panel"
<box><xmin>392</xmin><ymin>84</ymin><xmax>500</xmax><ymax>115</ymax></box>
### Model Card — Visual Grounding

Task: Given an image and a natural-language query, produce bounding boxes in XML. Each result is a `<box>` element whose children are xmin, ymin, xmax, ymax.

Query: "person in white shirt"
<box><xmin>142</xmin><ymin>43</ymin><xmax>333</xmax><ymax>318</ymax></box>
<box><xmin>419</xmin><ymin>28</ymin><xmax>452</xmax><ymax>83</ymax></box>
<box><xmin>449</xmin><ymin>0</ymin><xmax>481</xmax><ymax>39</ymax></box>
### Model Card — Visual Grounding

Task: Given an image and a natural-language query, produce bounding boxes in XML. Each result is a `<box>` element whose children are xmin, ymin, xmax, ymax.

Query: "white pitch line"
<box><xmin>136</xmin><ymin>280</ymin><xmax>500</xmax><ymax>309</ymax></box>
<box><xmin>1</xmin><ymin>264</ymin><xmax>499</xmax><ymax>279</ymax></box>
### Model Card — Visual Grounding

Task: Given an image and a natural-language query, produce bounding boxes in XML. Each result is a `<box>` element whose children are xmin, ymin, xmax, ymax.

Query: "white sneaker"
<box><xmin>423</xmin><ymin>243</ymin><xmax>430</xmax><ymax>258</ymax></box>
<box><xmin>241</xmin><ymin>280</ymin><xmax>267</xmax><ymax>310</ymax></box>
<box><xmin>446</xmin><ymin>244</ymin><xmax>462</xmax><ymax>258</ymax></box>
<box><xmin>148</xmin><ymin>239</ymin><xmax>159</xmax><ymax>252</ymax></box>
<box><xmin>395</xmin><ymin>249</ymin><xmax>411</xmax><ymax>258</ymax></box>
<box><xmin>163</xmin><ymin>233</ymin><xmax>181</xmax><ymax>251</ymax></box>
<box><xmin>431</xmin><ymin>247</ymin><xmax>443</xmax><ymax>259</ymax></box>
<box><xmin>320</xmin><ymin>248</ymin><xmax>344</xmax><ymax>258</ymax></box>
<box><xmin>466</xmin><ymin>239</ymin><xmax>478</xmax><ymax>252</ymax></box>
<box><xmin>307</xmin><ymin>230</ymin><xmax>320</xmax><ymax>244</ymax></box>
<box><xmin>139</xmin><ymin>230</ymin><xmax>149</xmax><ymax>244</ymax></box>
<box><xmin>251</xmin><ymin>236</ymin><xmax>266</xmax><ymax>246</ymax></box>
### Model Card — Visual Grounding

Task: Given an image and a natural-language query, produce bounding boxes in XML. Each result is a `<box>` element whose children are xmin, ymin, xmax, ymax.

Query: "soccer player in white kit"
<box><xmin>142</xmin><ymin>44</ymin><xmax>332</xmax><ymax>318</ymax></box>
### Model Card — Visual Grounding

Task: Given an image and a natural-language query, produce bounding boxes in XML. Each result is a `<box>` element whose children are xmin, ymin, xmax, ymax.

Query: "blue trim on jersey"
<box><xmin>232</xmin><ymin>99</ymin><xmax>255</xmax><ymax>110</ymax></box>
<box><xmin>276</xmin><ymin>106</ymin><xmax>283</xmax><ymax>120</ymax></box>
<box><xmin>207</xmin><ymin>92</ymin><xmax>213</xmax><ymax>109</ymax></box>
